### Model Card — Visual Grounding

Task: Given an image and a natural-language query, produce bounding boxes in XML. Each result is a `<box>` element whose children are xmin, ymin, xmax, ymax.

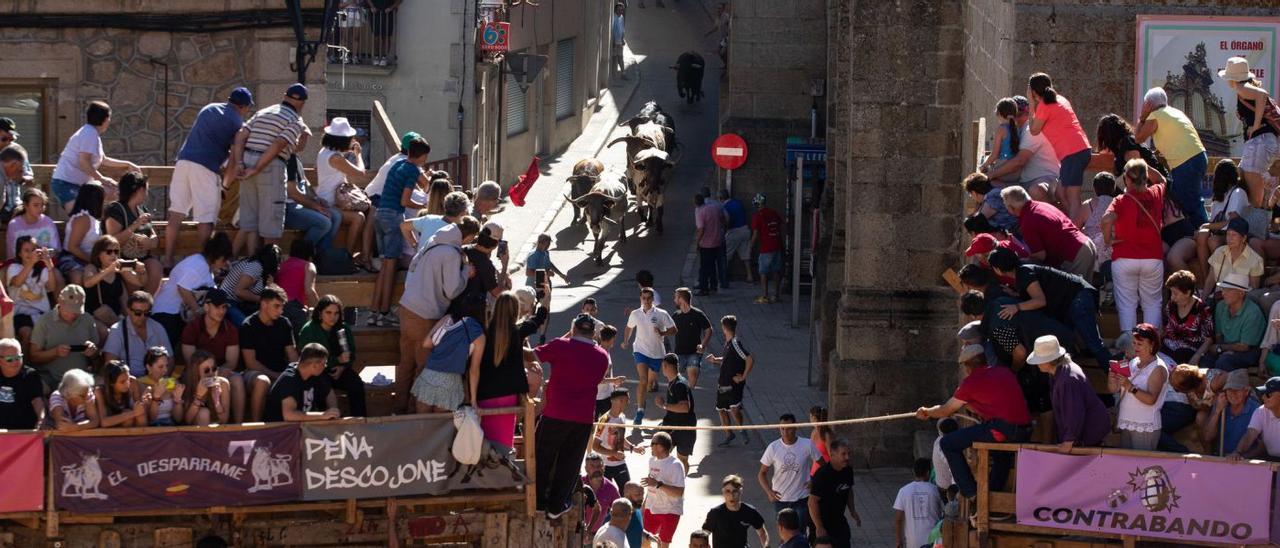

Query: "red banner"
<box><xmin>0</xmin><ymin>432</ymin><xmax>44</xmax><ymax>512</ymax></box>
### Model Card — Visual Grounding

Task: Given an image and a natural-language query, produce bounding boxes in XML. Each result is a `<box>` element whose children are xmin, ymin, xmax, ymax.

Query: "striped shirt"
<box><xmin>219</xmin><ymin>259</ymin><xmax>265</xmax><ymax>303</ymax></box>
<box><xmin>243</xmin><ymin>103</ymin><xmax>305</xmax><ymax>162</ymax></box>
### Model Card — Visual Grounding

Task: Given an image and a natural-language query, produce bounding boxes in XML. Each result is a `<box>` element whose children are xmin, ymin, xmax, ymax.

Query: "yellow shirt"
<box><xmin>1209</xmin><ymin>245</ymin><xmax>1264</xmax><ymax>281</ymax></box>
<box><xmin>1149</xmin><ymin>106</ymin><xmax>1205</xmax><ymax>169</ymax></box>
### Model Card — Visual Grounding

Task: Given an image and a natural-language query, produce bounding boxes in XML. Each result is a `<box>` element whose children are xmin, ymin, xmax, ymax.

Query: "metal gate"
<box><xmin>506</xmin><ymin>73</ymin><xmax>527</xmax><ymax>136</ymax></box>
<box><xmin>555</xmin><ymin>38</ymin><xmax>574</xmax><ymax>120</ymax></box>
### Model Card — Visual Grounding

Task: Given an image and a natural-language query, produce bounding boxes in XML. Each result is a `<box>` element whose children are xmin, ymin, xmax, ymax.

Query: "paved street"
<box><xmin>488</xmin><ymin>1</ymin><xmax>910</xmax><ymax>546</ymax></box>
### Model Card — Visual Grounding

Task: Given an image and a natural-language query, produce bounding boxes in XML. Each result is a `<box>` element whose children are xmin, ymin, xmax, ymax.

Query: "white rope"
<box><xmin>593</xmin><ymin>411</ymin><xmax>933</xmax><ymax>431</ymax></box>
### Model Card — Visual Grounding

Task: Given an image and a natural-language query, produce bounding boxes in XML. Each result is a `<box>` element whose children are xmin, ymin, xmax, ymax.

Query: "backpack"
<box><xmin>316</xmin><ymin>247</ymin><xmax>357</xmax><ymax>275</ymax></box>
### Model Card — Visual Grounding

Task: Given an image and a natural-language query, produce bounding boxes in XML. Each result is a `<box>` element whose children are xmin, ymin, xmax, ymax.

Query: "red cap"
<box><xmin>965</xmin><ymin>234</ymin><xmax>998</xmax><ymax>257</ymax></box>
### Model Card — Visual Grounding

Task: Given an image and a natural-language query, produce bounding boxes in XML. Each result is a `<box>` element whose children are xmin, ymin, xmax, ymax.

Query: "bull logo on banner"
<box><xmin>230</xmin><ymin>440</ymin><xmax>295</xmax><ymax>493</ymax></box>
<box><xmin>60</xmin><ymin>453</ymin><xmax>108</xmax><ymax>500</ymax></box>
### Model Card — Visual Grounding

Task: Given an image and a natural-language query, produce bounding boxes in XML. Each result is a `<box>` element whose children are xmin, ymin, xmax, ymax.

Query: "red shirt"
<box><xmin>953</xmin><ymin>366</ymin><xmax>1031</xmax><ymax>425</ymax></box>
<box><xmin>1018</xmin><ymin>201</ymin><xmax>1086</xmax><ymax>267</ymax></box>
<box><xmin>181</xmin><ymin>317</ymin><xmax>240</xmax><ymax>367</ymax></box>
<box><xmin>535</xmin><ymin>337</ymin><xmax>609</xmax><ymax>424</ymax></box>
<box><xmin>1034</xmin><ymin>98</ymin><xmax>1091</xmax><ymax>160</ymax></box>
<box><xmin>1105</xmin><ymin>185</ymin><xmax>1165</xmax><ymax>261</ymax></box>
<box><xmin>751</xmin><ymin>207</ymin><xmax>783</xmax><ymax>253</ymax></box>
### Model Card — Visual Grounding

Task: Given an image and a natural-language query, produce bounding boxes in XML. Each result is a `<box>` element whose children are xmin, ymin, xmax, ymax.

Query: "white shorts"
<box><xmin>170</xmin><ymin>160</ymin><xmax>222</xmax><ymax>223</ymax></box>
<box><xmin>725</xmin><ymin>225</ymin><xmax>750</xmax><ymax>260</ymax></box>
<box><xmin>1241</xmin><ymin>132</ymin><xmax>1279</xmax><ymax>186</ymax></box>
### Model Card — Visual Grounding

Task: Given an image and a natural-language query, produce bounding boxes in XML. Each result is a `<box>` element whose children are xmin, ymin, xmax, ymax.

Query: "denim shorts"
<box><xmin>758</xmin><ymin>251</ymin><xmax>782</xmax><ymax>274</ymax></box>
<box><xmin>1058</xmin><ymin>148</ymin><xmax>1092</xmax><ymax>188</ymax></box>
<box><xmin>50</xmin><ymin>178</ymin><xmax>80</xmax><ymax>207</ymax></box>
<box><xmin>374</xmin><ymin>208</ymin><xmax>404</xmax><ymax>259</ymax></box>
<box><xmin>677</xmin><ymin>353</ymin><xmax>702</xmax><ymax>372</ymax></box>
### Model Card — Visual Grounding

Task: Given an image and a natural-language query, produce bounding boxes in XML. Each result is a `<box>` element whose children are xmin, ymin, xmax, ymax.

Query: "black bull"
<box><xmin>672</xmin><ymin>51</ymin><xmax>704</xmax><ymax>104</ymax></box>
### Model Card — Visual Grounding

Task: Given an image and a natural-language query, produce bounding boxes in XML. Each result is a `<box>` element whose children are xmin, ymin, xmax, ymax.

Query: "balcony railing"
<box><xmin>327</xmin><ymin>3</ymin><xmax>399</xmax><ymax>67</ymax></box>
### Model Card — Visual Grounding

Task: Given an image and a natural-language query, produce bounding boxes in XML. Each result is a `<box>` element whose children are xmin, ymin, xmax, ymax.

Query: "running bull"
<box><xmin>609</xmin><ymin>117</ymin><xmax>675</xmax><ymax>233</ymax></box>
<box><xmin>566</xmin><ymin>174</ymin><xmax>629</xmax><ymax>266</ymax></box>
<box><xmin>671</xmin><ymin>51</ymin><xmax>705</xmax><ymax>104</ymax></box>
<box><xmin>567</xmin><ymin>158</ymin><xmax>605</xmax><ymax>225</ymax></box>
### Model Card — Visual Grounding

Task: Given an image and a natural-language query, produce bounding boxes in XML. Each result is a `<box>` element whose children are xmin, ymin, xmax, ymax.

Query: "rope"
<box><xmin>592</xmin><ymin>411</ymin><xmax>930</xmax><ymax>431</ymax></box>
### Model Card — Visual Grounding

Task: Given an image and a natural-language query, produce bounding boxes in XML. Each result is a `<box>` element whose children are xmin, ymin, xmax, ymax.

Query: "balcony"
<box><xmin>326</xmin><ymin>3</ymin><xmax>399</xmax><ymax>67</ymax></box>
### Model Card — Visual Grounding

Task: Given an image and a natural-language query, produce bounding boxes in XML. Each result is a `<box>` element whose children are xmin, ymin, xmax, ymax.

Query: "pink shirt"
<box><xmin>1034</xmin><ymin>97</ymin><xmax>1091</xmax><ymax>161</ymax></box>
<box><xmin>695</xmin><ymin>203</ymin><xmax>725</xmax><ymax>249</ymax></box>
<box><xmin>276</xmin><ymin>257</ymin><xmax>309</xmax><ymax>305</ymax></box>
<box><xmin>1018</xmin><ymin>201</ymin><xmax>1087</xmax><ymax>267</ymax></box>
<box><xmin>535</xmin><ymin>337</ymin><xmax>609</xmax><ymax>424</ymax></box>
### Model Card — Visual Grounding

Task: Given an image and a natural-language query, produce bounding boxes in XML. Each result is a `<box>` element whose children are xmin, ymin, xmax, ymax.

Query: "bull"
<box><xmin>608</xmin><ymin>120</ymin><xmax>674</xmax><ymax>233</ymax></box>
<box><xmin>566</xmin><ymin>175</ymin><xmax>629</xmax><ymax>266</ymax></box>
<box><xmin>566</xmin><ymin>158</ymin><xmax>605</xmax><ymax>225</ymax></box>
<box><xmin>671</xmin><ymin>51</ymin><xmax>705</xmax><ymax>104</ymax></box>
<box><xmin>620</xmin><ymin>100</ymin><xmax>676</xmax><ymax>151</ymax></box>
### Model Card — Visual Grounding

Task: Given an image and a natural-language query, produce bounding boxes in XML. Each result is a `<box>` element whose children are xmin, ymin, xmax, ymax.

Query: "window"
<box><xmin>0</xmin><ymin>89</ymin><xmax>44</xmax><ymax>162</ymax></box>
<box><xmin>506</xmin><ymin>73</ymin><xmax>528</xmax><ymax>136</ymax></box>
<box><xmin>555</xmin><ymin>39</ymin><xmax>574</xmax><ymax>120</ymax></box>
<box><xmin>325</xmin><ymin>109</ymin><xmax>372</xmax><ymax>165</ymax></box>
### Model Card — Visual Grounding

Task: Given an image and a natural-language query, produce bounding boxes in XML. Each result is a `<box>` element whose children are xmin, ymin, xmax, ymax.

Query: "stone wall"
<box><xmin>961</xmin><ymin>0</ymin><xmax>1016</xmax><ymax>173</ymax></box>
<box><xmin>718</xmin><ymin>0</ymin><xmax>827</xmax><ymax>207</ymax></box>
<box><xmin>825</xmin><ymin>0</ymin><xmax>966</xmax><ymax>467</ymax></box>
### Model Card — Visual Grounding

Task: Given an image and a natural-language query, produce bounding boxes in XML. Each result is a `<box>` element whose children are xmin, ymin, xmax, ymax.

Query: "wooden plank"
<box><xmin>942</xmin><ymin>268</ymin><xmax>964</xmax><ymax>295</ymax></box>
<box><xmin>153</xmin><ymin>527</ymin><xmax>192</xmax><ymax>547</ymax></box>
<box><xmin>372</xmin><ymin>100</ymin><xmax>400</xmax><ymax>154</ymax></box>
<box><xmin>484</xmin><ymin>513</ymin><xmax>508</xmax><ymax>548</ymax></box>
<box><xmin>524</xmin><ymin>397</ymin><xmax>538</xmax><ymax>517</ymax></box>
<box><xmin>975</xmin><ymin>446</ymin><xmax>990</xmax><ymax>533</ymax></box>
<box><xmin>972</xmin><ymin>117</ymin><xmax>986</xmax><ymax>172</ymax></box>
<box><xmin>989</xmin><ymin>491</ymin><xmax>1015</xmax><ymax>514</ymax></box>
<box><xmin>97</xmin><ymin>529</ymin><xmax>121</xmax><ymax>548</ymax></box>
<box><xmin>532</xmin><ymin>515</ymin><xmax>554</xmax><ymax>548</ymax></box>
<box><xmin>506</xmin><ymin>517</ymin><xmax>531</xmax><ymax>548</ymax></box>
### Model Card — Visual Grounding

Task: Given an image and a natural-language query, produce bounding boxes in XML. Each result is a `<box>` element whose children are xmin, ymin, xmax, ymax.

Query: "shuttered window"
<box><xmin>555</xmin><ymin>39</ymin><xmax>574</xmax><ymax>120</ymax></box>
<box><xmin>506</xmin><ymin>73</ymin><xmax>527</xmax><ymax>136</ymax></box>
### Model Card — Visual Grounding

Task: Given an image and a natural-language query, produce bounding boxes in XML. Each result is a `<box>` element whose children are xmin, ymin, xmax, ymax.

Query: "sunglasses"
<box><xmin>104</xmin><ymin>249</ymin><xmax>120</xmax><ymax>255</ymax></box>
<box><xmin>130</xmin><ymin>308</ymin><xmax>151</xmax><ymax>317</ymax></box>
<box><xmin>0</xmin><ymin>354</ymin><xmax>22</xmax><ymax>363</ymax></box>
<box><xmin>201</xmin><ymin>367</ymin><xmax>214</xmax><ymax>376</ymax></box>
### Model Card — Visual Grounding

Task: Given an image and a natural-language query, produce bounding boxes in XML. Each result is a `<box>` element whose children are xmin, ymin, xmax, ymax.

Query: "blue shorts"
<box><xmin>50</xmin><ymin>178</ymin><xmax>80</xmax><ymax>207</ymax></box>
<box><xmin>1058</xmin><ymin>148</ymin><xmax>1092</xmax><ymax>188</ymax></box>
<box><xmin>677</xmin><ymin>353</ymin><xmax>702</xmax><ymax>373</ymax></box>
<box><xmin>633</xmin><ymin>352</ymin><xmax>663</xmax><ymax>372</ymax></box>
<box><xmin>374</xmin><ymin>208</ymin><xmax>404</xmax><ymax>259</ymax></box>
<box><xmin>758</xmin><ymin>251</ymin><xmax>782</xmax><ymax>274</ymax></box>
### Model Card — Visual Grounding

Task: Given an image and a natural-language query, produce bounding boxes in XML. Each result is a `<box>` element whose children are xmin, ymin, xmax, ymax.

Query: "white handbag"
<box><xmin>452</xmin><ymin>405</ymin><xmax>483</xmax><ymax>465</ymax></box>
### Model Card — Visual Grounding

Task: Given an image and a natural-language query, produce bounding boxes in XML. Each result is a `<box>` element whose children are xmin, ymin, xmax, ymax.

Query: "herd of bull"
<box><xmin>566</xmin><ymin>100</ymin><xmax>679</xmax><ymax>266</ymax></box>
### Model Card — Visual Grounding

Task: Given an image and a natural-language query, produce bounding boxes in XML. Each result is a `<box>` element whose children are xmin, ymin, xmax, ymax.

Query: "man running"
<box><xmin>622</xmin><ymin>287</ymin><xmax>676</xmax><ymax>424</ymax></box>
<box><xmin>704</xmin><ymin>315</ymin><xmax>752</xmax><ymax>445</ymax></box>
<box><xmin>702</xmin><ymin>474</ymin><xmax>769</xmax><ymax>547</ymax></box>
<box><xmin>657</xmin><ymin>354</ymin><xmax>696</xmax><ymax>473</ymax></box>
<box><xmin>671</xmin><ymin>287</ymin><xmax>713</xmax><ymax>388</ymax></box>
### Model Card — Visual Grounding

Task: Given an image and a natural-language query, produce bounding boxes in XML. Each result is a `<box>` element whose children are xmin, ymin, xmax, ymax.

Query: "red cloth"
<box><xmin>953</xmin><ymin>365</ymin><xmax>1031</xmax><ymax>425</ymax></box>
<box><xmin>508</xmin><ymin>157</ymin><xmax>540</xmax><ymax>207</ymax></box>
<box><xmin>0</xmin><ymin>432</ymin><xmax>42</xmax><ymax>512</ymax></box>
<box><xmin>750</xmin><ymin>207</ymin><xmax>784</xmax><ymax>253</ymax></box>
<box><xmin>534</xmin><ymin>337</ymin><xmax>609</xmax><ymax>424</ymax></box>
<box><xmin>1018</xmin><ymin>201</ymin><xmax>1087</xmax><ymax>267</ymax></box>
<box><xmin>1106</xmin><ymin>185</ymin><xmax>1166</xmax><ymax>261</ymax></box>
<box><xmin>0</xmin><ymin>281</ymin><xmax>12</xmax><ymax>318</ymax></box>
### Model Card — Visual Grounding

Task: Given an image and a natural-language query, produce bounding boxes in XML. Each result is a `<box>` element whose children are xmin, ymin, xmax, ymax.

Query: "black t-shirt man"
<box><xmin>662</xmin><ymin>376</ymin><xmax>696</xmax><ymax>426</ymax></box>
<box><xmin>1013</xmin><ymin>264</ymin><xmax>1091</xmax><ymax>323</ymax></box>
<box><xmin>0</xmin><ymin>365</ymin><xmax>43</xmax><ymax>429</ymax></box>
<box><xmin>263</xmin><ymin>364</ymin><xmax>332</xmax><ymax>422</ymax></box>
<box><xmin>811</xmin><ymin>462</ymin><xmax>855</xmax><ymax>545</ymax></box>
<box><xmin>459</xmin><ymin>246</ymin><xmax>498</xmax><ymax>322</ymax></box>
<box><xmin>672</xmin><ymin>307</ymin><xmax>712</xmax><ymax>355</ymax></box>
<box><xmin>241</xmin><ymin>312</ymin><xmax>296</xmax><ymax>373</ymax></box>
<box><xmin>701</xmin><ymin>502</ymin><xmax>765</xmax><ymax>548</ymax></box>
<box><xmin>718</xmin><ymin>338</ymin><xmax>750</xmax><ymax>388</ymax></box>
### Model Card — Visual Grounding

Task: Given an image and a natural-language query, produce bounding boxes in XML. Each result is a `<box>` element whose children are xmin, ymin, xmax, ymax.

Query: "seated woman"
<box><xmin>1202</xmin><ymin>217</ymin><xmax>1263</xmax><ymax>297</ymax></box>
<box><xmin>219</xmin><ymin>244</ymin><xmax>280</xmax><ymax>326</ymax></box>
<box><xmin>103</xmin><ymin>171</ymin><xmax>161</xmax><ymax>295</ymax></box>
<box><xmin>56</xmin><ymin>182</ymin><xmax>106</xmax><ymax>286</ymax></box>
<box><xmin>1161</xmin><ymin>270</ymin><xmax>1214</xmax><ymax>365</ymax></box>
<box><xmin>6</xmin><ymin>235</ymin><xmax>58</xmax><ymax>349</ymax></box>
<box><xmin>316</xmin><ymin>118</ymin><xmax>369</xmax><ymax>263</ymax></box>
<box><xmin>1170</xmin><ymin>160</ymin><xmax>1248</xmax><ymax>276</ymax></box>
<box><xmin>97</xmin><ymin>361</ymin><xmax>148</xmax><ymax>428</ymax></box>
<box><xmin>297</xmin><ymin>295</ymin><xmax>365</xmax><ymax>416</ymax></box>
<box><xmin>82</xmin><ymin>235</ymin><xmax>146</xmax><ymax>342</ymax></box>
<box><xmin>47</xmin><ymin>369</ymin><xmax>101</xmax><ymax>431</ymax></box>
<box><xmin>134</xmin><ymin>346</ymin><xmax>183</xmax><ymax>426</ymax></box>
<box><xmin>412</xmin><ymin>304</ymin><xmax>485</xmax><ymax>413</ymax></box>
<box><xmin>1169</xmin><ymin>363</ymin><xmax>1228</xmax><ymax>408</ymax></box>
<box><xmin>1162</xmin><ymin>363</ymin><xmax>1230</xmax><ymax>453</ymax></box>
<box><xmin>181</xmin><ymin>349</ymin><xmax>232</xmax><ymax>426</ymax></box>
<box><xmin>6</xmin><ymin>188</ymin><xmax>60</xmax><ymax>258</ymax></box>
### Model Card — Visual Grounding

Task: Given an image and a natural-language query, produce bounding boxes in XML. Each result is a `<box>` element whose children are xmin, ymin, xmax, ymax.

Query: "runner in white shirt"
<box><xmin>641</xmin><ymin>432</ymin><xmax>686</xmax><ymax>548</ymax></box>
<box><xmin>621</xmin><ymin>287</ymin><xmax>676</xmax><ymax>424</ymax></box>
<box><xmin>894</xmin><ymin>459</ymin><xmax>944</xmax><ymax>548</ymax></box>
<box><xmin>757</xmin><ymin>414</ymin><xmax>822</xmax><ymax>533</ymax></box>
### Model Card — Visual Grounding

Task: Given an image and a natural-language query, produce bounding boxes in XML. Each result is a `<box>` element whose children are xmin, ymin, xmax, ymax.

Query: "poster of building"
<box><xmin>1135</xmin><ymin>16</ymin><xmax>1280</xmax><ymax>157</ymax></box>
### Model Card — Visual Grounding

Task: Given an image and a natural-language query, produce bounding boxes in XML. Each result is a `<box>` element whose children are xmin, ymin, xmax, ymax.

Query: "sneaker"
<box><xmin>633</xmin><ymin>409</ymin><xmax>645</xmax><ymax>425</ymax></box>
<box><xmin>383</xmin><ymin>313</ymin><xmax>400</xmax><ymax>327</ymax></box>
<box><xmin>366</xmin><ymin>312</ymin><xmax>381</xmax><ymax>327</ymax></box>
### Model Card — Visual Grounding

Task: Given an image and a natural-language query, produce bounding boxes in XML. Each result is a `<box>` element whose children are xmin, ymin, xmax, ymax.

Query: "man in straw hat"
<box><xmin>1203</xmin><ymin>272</ymin><xmax>1265</xmax><ymax>372</ymax></box>
<box><xmin>1203</xmin><ymin>369</ymin><xmax>1258</xmax><ymax>456</ymax></box>
<box><xmin>916</xmin><ymin>344</ymin><xmax>1030</xmax><ymax>502</ymax></box>
<box><xmin>1228</xmin><ymin>376</ymin><xmax>1280</xmax><ymax>460</ymax></box>
<box><xmin>1027</xmin><ymin>335</ymin><xmax>1109</xmax><ymax>453</ymax></box>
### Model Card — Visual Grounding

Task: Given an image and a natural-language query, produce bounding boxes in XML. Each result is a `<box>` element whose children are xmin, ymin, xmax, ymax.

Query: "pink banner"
<box><xmin>1016</xmin><ymin>449</ymin><xmax>1271</xmax><ymax>544</ymax></box>
<box><xmin>0</xmin><ymin>432</ymin><xmax>44</xmax><ymax>512</ymax></box>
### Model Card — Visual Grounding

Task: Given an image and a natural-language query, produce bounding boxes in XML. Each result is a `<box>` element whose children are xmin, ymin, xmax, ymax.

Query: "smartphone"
<box><xmin>497</xmin><ymin>240</ymin><xmax>509</xmax><ymax>257</ymax></box>
<box><xmin>119</xmin><ymin>259</ymin><xmax>138</xmax><ymax>267</ymax></box>
<box><xmin>68</xmin><ymin>344</ymin><xmax>88</xmax><ymax>352</ymax></box>
<box><xmin>1108</xmin><ymin>360</ymin><xmax>1130</xmax><ymax>378</ymax></box>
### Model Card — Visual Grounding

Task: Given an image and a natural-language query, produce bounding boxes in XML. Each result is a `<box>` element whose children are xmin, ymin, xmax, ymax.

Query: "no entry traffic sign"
<box><xmin>711</xmin><ymin>133</ymin><xmax>748</xmax><ymax>171</ymax></box>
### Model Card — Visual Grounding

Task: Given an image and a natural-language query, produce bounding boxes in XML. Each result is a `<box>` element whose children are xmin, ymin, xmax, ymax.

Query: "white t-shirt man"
<box><xmin>365</xmin><ymin>152</ymin><xmax>406</xmax><ymax>198</ymax></box>
<box><xmin>1017</xmin><ymin>123</ymin><xmax>1060</xmax><ymax>185</ymax></box>
<box><xmin>931</xmin><ymin>437</ymin><xmax>953</xmax><ymax>490</ymax></box>
<box><xmin>594</xmin><ymin>522</ymin><xmax>630</xmax><ymax>548</ymax></box>
<box><xmin>644</xmin><ymin>455</ymin><xmax>685</xmax><ymax>515</ymax></box>
<box><xmin>52</xmin><ymin>124</ymin><xmax>103</xmax><ymax>186</ymax></box>
<box><xmin>627</xmin><ymin>306</ymin><xmax>674</xmax><ymax>359</ymax></box>
<box><xmin>893</xmin><ymin>480</ymin><xmax>943</xmax><ymax>548</ymax></box>
<box><xmin>154</xmin><ymin>254</ymin><xmax>213</xmax><ymax>315</ymax></box>
<box><xmin>597</xmin><ymin>412</ymin><xmax>628</xmax><ymax>469</ymax></box>
<box><xmin>759</xmin><ymin>436</ymin><xmax>821</xmax><ymax>503</ymax></box>
<box><xmin>1246</xmin><ymin>406</ymin><xmax>1280</xmax><ymax>457</ymax></box>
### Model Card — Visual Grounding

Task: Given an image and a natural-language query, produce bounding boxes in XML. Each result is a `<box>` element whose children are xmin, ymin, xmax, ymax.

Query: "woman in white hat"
<box><xmin>1219</xmin><ymin>56</ymin><xmax>1279</xmax><ymax>210</ymax></box>
<box><xmin>316</xmin><ymin>117</ymin><xmax>370</xmax><ymax>263</ymax></box>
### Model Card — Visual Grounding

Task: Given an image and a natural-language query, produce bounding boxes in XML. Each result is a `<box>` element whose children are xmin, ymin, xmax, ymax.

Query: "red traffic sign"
<box><xmin>711</xmin><ymin>133</ymin><xmax>748</xmax><ymax>170</ymax></box>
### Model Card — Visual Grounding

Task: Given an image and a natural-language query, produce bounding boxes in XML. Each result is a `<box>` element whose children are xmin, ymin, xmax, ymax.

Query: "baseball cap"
<box><xmin>400</xmin><ymin>131</ymin><xmax>421</xmax><ymax>153</ymax></box>
<box><xmin>1226</xmin><ymin>217</ymin><xmax>1250</xmax><ymax>238</ymax></box>
<box><xmin>1259</xmin><ymin>376</ymin><xmax>1280</xmax><ymax>397</ymax></box>
<box><xmin>752</xmin><ymin>192</ymin><xmax>766</xmax><ymax>206</ymax></box>
<box><xmin>228</xmin><ymin>87</ymin><xmax>255</xmax><ymax>107</ymax></box>
<box><xmin>285</xmin><ymin>83</ymin><xmax>309</xmax><ymax>101</ymax></box>
<box><xmin>203</xmin><ymin>288</ymin><xmax>231</xmax><ymax>307</ymax></box>
<box><xmin>482</xmin><ymin>221</ymin><xmax>505</xmax><ymax>242</ymax></box>
<box><xmin>957</xmin><ymin>344</ymin><xmax>985</xmax><ymax>363</ymax></box>
<box><xmin>59</xmin><ymin>284</ymin><xmax>86</xmax><ymax>313</ymax></box>
<box><xmin>956</xmin><ymin>320</ymin><xmax>983</xmax><ymax>343</ymax></box>
<box><xmin>0</xmin><ymin>117</ymin><xmax>16</xmax><ymax>137</ymax></box>
<box><xmin>1012</xmin><ymin>95</ymin><xmax>1030</xmax><ymax>113</ymax></box>
<box><xmin>1224</xmin><ymin>369</ymin><xmax>1250</xmax><ymax>391</ymax></box>
<box><xmin>965</xmin><ymin>233</ymin><xmax>999</xmax><ymax>257</ymax></box>
<box><xmin>574</xmin><ymin>313</ymin><xmax>597</xmax><ymax>332</ymax></box>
